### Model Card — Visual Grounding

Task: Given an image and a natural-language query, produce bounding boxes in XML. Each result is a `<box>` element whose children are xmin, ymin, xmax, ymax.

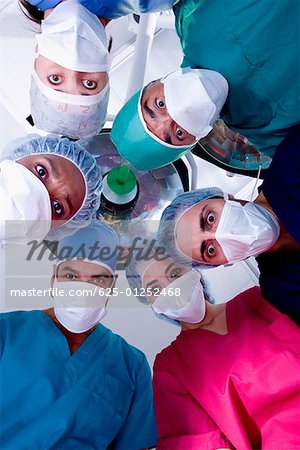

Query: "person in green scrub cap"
<box><xmin>111</xmin><ymin>0</ymin><xmax>300</xmax><ymax>171</ymax></box>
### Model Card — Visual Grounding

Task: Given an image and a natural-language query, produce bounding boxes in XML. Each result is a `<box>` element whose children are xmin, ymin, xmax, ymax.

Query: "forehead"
<box><xmin>141</xmin><ymin>80</ymin><xmax>164</xmax><ymax>103</ymax></box>
<box><xmin>177</xmin><ymin>198</ymin><xmax>225</xmax><ymax>225</ymax></box>
<box><xmin>58</xmin><ymin>259</ymin><xmax>112</xmax><ymax>276</ymax></box>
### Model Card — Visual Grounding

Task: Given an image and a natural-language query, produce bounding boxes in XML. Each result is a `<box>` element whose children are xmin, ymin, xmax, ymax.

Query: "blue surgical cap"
<box><xmin>157</xmin><ymin>187</ymin><xmax>224</xmax><ymax>268</ymax></box>
<box><xmin>2</xmin><ymin>135</ymin><xmax>102</xmax><ymax>240</ymax></box>
<box><xmin>57</xmin><ymin>220</ymin><xmax>119</xmax><ymax>273</ymax></box>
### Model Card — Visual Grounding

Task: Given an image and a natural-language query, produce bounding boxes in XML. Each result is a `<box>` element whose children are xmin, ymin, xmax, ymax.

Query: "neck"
<box><xmin>181</xmin><ymin>302</ymin><xmax>227</xmax><ymax>335</ymax></box>
<box><xmin>255</xmin><ymin>192</ymin><xmax>300</xmax><ymax>252</ymax></box>
<box><xmin>43</xmin><ymin>308</ymin><xmax>96</xmax><ymax>354</ymax></box>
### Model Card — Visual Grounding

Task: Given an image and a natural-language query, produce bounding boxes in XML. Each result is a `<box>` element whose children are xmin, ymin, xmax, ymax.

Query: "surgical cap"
<box><xmin>2</xmin><ymin>135</ymin><xmax>102</xmax><ymax>240</ymax></box>
<box><xmin>57</xmin><ymin>220</ymin><xmax>119</xmax><ymax>273</ymax></box>
<box><xmin>157</xmin><ymin>187</ymin><xmax>224</xmax><ymax>267</ymax></box>
<box><xmin>111</xmin><ymin>88</ymin><xmax>196</xmax><ymax>171</ymax></box>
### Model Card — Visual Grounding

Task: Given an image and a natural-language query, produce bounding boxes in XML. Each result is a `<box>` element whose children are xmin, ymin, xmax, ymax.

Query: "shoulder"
<box><xmin>0</xmin><ymin>310</ymin><xmax>37</xmax><ymax>326</ymax></box>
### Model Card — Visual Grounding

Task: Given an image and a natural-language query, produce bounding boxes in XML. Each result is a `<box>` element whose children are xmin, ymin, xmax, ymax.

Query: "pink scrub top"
<box><xmin>153</xmin><ymin>287</ymin><xmax>300</xmax><ymax>450</ymax></box>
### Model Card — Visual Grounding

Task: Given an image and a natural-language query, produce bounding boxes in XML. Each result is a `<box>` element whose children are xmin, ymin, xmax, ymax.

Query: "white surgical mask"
<box><xmin>151</xmin><ymin>270</ymin><xmax>206</xmax><ymax>323</ymax></box>
<box><xmin>53</xmin><ymin>280</ymin><xmax>109</xmax><ymax>333</ymax></box>
<box><xmin>0</xmin><ymin>160</ymin><xmax>51</xmax><ymax>243</ymax></box>
<box><xmin>30</xmin><ymin>70</ymin><xmax>110</xmax><ymax>139</ymax></box>
<box><xmin>36</xmin><ymin>0</ymin><xmax>110</xmax><ymax>72</ymax></box>
<box><xmin>161</xmin><ymin>68</ymin><xmax>228</xmax><ymax>139</ymax></box>
<box><xmin>216</xmin><ymin>200</ymin><xmax>280</xmax><ymax>263</ymax></box>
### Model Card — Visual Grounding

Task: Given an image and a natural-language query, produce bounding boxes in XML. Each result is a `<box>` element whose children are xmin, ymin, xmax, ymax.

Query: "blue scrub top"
<box><xmin>28</xmin><ymin>0</ymin><xmax>178</xmax><ymax>19</ymax></box>
<box><xmin>0</xmin><ymin>310</ymin><xmax>157</xmax><ymax>449</ymax></box>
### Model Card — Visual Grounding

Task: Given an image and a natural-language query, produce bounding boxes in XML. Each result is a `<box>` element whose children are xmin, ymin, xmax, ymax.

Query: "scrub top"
<box><xmin>0</xmin><ymin>310</ymin><xmax>157</xmax><ymax>449</ymax></box>
<box><xmin>153</xmin><ymin>287</ymin><xmax>300</xmax><ymax>450</ymax></box>
<box><xmin>256</xmin><ymin>128</ymin><xmax>300</xmax><ymax>325</ymax></box>
<box><xmin>174</xmin><ymin>0</ymin><xmax>300</xmax><ymax>159</ymax></box>
<box><xmin>28</xmin><ymin>0</ymin><xmax>178</xmax><ymax>19</ymax></box>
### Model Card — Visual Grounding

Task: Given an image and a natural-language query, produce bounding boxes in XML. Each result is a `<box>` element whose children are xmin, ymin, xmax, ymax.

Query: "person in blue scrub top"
<box><xmin>0</xmin><ymin>221</ymin><xmax>157</xmax><ymax>449</ymax></box>
<box><xmin>111</xmin><ymin>0</ymin><xmax>300</xmax><ymax>171</ymax></box>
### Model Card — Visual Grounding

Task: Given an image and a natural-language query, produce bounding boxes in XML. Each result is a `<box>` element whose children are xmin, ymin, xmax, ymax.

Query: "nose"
<box><xmin>151</xmin><ymin>116</ymin><xmax>173</xmax><ymax>140</ymax></box>
<box><xmin>61</xmin><ymin>72</ymin><xmax>82</xmax><ymax>95</ymax></box>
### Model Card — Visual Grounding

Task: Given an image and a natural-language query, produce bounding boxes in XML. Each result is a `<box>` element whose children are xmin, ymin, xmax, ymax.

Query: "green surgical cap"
<box><xmin>111</xmin><ymin>90</ymin><xmax>196</xmax><ymax>171</ymax></box>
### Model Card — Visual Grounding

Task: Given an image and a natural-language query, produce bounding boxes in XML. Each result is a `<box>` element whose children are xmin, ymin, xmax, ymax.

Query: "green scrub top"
<box><xmin>174</xmin><ymin>0</ymin><xmax>300</xmax><ymax>158</ymax></box>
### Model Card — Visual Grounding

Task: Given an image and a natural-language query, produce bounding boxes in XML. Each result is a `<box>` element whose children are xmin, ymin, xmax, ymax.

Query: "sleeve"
<box><xmin>111</xmin><ymin>355</ymin><xmax>158</xmax><ymax>450</ymax></box>
<box><xmin>153</xmin><ymin>355</ymin><xmax>232</xmax><ymax>450</ymax></box>
<box><xmin>261</xmin><ymin>127</ymin><xmax>300</xmax><ymax>244</ymax></box>
<box><xmin>80</xmin><ymin>0</ymin><xmax>179</xmax><ymax>20</ymax></box>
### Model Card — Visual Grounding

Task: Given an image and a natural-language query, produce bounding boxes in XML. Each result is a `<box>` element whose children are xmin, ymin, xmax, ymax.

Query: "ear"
<box><xmin>111</xmin><ymin>274</ymin><xmax>118</xmax><ymax>289</ymax></box>
<box><xmin>228</xmin><ymin>194</ymin><xmax>235</xmax><ymax>200</ymax></box>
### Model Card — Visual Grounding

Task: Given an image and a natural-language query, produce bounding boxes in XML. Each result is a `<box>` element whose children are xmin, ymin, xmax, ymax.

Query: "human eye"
<box><xmin>52</xmin><ymin>200</ymin><xmax>64</xmax><ymax>217</ymax></box>
<box><xmin>35</xmin><ymin>164</ymin><xmax>47</xmax><ymax>179</ymax></box>
<box><xmin>206</xmin><ymin>211</ymin><xmax>215</xmax><ymax>227</ymax></box>
<box><xmin>175</xmin><ymin>127</ymin><xmax>184</xmax><ymax>140</ymax></box>
<box><xmin>48</xmin><ymin>74</ymin><xmax>63</xmax><ymax>85</ymax></box>
<box><xmin>206</xmin><ymin>242</ymin><xmax>216</xmax><ymax>258</ymax></box>
<box><xmin>150</xmin><ymin>285</ymin><xmax>161</xmax><ymax>296</ymax></box>
<box><xmin>169</xmin><ymin>267</ymin><xmax>182</xmax><ymax>279</ymax></box>
<box><xmin>82</xmin><ymin>79</ymin><xmax>97</xmax><ymax>90</ymax></box>
<box><xmin>65</xmin><ymin>273</ymin><xmax>76</xmax><ymax>280</ymax></box>
<box><xmin>155</xmin><ymin>98</ymin><xmax>165</xmax><ymax>109</ymax></box>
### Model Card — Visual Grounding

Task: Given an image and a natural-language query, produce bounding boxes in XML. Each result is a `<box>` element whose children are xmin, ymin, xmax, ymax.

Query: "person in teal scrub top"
<box><xmin>0</xmin><ymin>221</ymin><xmax>157</xmax><ymax>449</ymax></box>
<box><xmin>111</xmin><ymin>0</ymin><xmax>300</xmax><ymax>171</ymax></box>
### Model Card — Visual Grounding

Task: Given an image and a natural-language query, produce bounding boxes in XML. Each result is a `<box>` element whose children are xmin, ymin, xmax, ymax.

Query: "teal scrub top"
<box><xmin>0</xmin><ymin>311</ymin><xmax>157</xmax><ymax>449</ymax></box>
<box><xmin>174</xmin><ymin>0</ymin><xmax>300</xmax><ymax>158</ymax></box>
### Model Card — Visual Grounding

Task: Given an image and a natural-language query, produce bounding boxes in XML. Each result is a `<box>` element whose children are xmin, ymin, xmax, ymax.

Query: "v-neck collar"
<box><xmin>35</xmin><ymin>311</ymin><xmax>109</xmax><ymax>362</ymax></box>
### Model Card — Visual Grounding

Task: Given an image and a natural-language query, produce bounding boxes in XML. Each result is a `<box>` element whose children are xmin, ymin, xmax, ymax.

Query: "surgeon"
<box><xmin>111</xmin><ymin>0</ymin><xmax>300</xmax><ymax>170</ymax></box>
<box><xmin>0</xmin><ymin>134</ymin><xmax>102</xmax><ymax>242</ymax></box>
<box><xmin>158</xmin><ymin>129</ymin><xmax>300</xmax><ymax>324</ymax></box>
<box><xmin>126</xmin><ymin>251</ymin><xmax>300</xmax><ymax>449</ymax></box>
<box><xmin>19</xmin><ymin>0</ymin><xmax>111</xmax><ymax>139</ymax></box>
<box><xmin>0</xmin><ymin>221</ymin><xmax>157</xmax><ymax>449</ymax></box>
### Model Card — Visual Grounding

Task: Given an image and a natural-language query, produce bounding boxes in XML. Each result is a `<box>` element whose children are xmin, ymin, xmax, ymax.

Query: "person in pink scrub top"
<box><xmin>126</xmin><ymin>252</ymin><xmax>300</xmax><ymax>449</ymax></box>
<box><xmin>152</xmin><ymin>286</ymin><xmax>300</xmax><ymax>449</ymax></box>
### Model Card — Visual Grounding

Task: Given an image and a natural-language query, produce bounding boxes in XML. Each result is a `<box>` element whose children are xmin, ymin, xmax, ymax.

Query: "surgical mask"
<box><xmin>151</xmin><ymin>270</ymin><xmax>206</xmax><ymax>323</ymax></box>
<box><xmin>36</xmin><ymin>0</ymin><xmax>110</xmax><ymax>72</ymax></box>
<box><xmin>53</xmin><ymin>280</ymin><xmax>109</xmax><ymax>333</ymax></box>
<box><xmin>0</xmin><ymin>160</ymin><xmax>51</xmax><ymax>243</ymax></box>
<box><xmin>30</xmin><ymin>70</ymin><xmax>110</xmax><ymax>139</ymax></box>
<box><xmin>161</xmin><ymin>68</ymin><xmax>228</xmax><ymax>139</ymax></box>
<box><xmin>216</xmin><ymin>200</ymin><xmax>280</xmax><ymax>263</ymax></box>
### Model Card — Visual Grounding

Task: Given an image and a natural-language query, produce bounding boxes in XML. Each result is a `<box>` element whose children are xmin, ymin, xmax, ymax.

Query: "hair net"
<box><xmin>157</xmin><ymin>187</ymin><xmax>224</xmax><ymax>268</ymax></box>
<box><xmin>57</xmin><ymin>220</ymin><xmax>119</xmax><ymax>273</ymax></box>
<box><xmin>2</xmin><ymin>135</ymin><xmax>102</xmax><ymax>240</ymax></box>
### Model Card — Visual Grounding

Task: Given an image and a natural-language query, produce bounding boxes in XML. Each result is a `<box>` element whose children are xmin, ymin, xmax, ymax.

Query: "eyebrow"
<box><xmin>164</xmin><ymin>263</ymin><xmax>175</xmax><ymax>274</ymax></box>
<box><xmin>44</xmin><ymin>156</ymin><xmax>59</xmax><ymax>178</ymax></box>
<box><xmin>163</xmin><ymin>132</ymin><xmax>173</xmax><ymax>145</ymax></box>
<box><xmin>59</xmin><ymin>265</ymin><xmax>79</xmax><ymax>275</ymax></box>
<box><xmin>145</xmin><ymin>279</ymin><xmax>159</xmax><ymax>290</ymax></box>
<box><xmin>143</xmin><ymin>100</ymin><xmax>156</xmax><ymax>120</ymax></box>
<box><xmin>65</xmin><ymin>194</ymin><xmax>74</xmax><ymax>215</ymax></box>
